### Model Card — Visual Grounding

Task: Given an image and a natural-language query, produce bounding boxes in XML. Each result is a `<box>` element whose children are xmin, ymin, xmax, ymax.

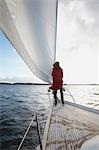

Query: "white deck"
<box><xmin>43</xmin><ymin>102</ymin><xmax>99</xmax><ymax>150</ymax></box>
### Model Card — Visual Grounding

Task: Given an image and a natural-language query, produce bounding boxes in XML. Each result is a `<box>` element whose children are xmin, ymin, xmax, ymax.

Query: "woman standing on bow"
<box><xmin>49</xmin><ymin>62</ymin><xmax>64</xmax><ymax>105</ymax></box>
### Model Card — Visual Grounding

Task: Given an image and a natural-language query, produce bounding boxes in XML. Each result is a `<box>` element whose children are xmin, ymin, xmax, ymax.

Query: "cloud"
<box><xmin>57</xmin><ymin>0</ymin><xmax>98</xmax><ymax>83</ymax></box>
<box><xmin>58</xmin><ymin>0</ymin><xmax>99</xmax><ymax>52</ymax></box>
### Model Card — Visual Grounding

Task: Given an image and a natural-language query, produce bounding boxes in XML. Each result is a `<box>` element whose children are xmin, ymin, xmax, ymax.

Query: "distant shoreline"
<box><xmin>0</xmin><ymin>82</ymin><xmax>49</xmax><ymax>85</ymax></box>
<box><xmin>0</xmin><ymin>82</ymin><xmax>99</xmax><ymax>86</ymax></box>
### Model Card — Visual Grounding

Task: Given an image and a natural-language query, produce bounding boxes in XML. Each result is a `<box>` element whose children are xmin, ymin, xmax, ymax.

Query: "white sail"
<box><xmin>0</xmin><ymin>0</ymin><xmax>57</xmax><ymax>83</ymax></box>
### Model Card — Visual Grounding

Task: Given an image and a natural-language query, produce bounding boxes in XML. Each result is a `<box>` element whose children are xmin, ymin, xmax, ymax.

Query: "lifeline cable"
<box><xmin>17</xmin><ymin>105</ymin><xmax>40</xmax><ymax>150</ymax></box>
<box><xmin>65</xmin><ymin>87</ymin><xmax>76</xmax><ymax>103</ymax></box>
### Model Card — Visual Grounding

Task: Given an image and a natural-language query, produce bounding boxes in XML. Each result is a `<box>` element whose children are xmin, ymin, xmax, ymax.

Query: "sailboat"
<box><xmin>0</xmin><ymin>0</ymin><xmax>99</xmax><ymax>150</ymax></box>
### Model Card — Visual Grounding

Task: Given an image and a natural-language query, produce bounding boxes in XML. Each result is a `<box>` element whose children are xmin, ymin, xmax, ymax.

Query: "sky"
<box><xmin>0</xmin><ymin>0</ymin><xmax>99</xmax><ymax>84</ymax></box>
<box><xmin>0</xmin><ymin>31</ymin><xmax>42</xmax><ymax>83</ymax></box>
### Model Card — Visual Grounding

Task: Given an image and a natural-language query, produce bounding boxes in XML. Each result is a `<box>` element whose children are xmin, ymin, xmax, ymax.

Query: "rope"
<box><xmin>17</xmin><ymin>105</ymin><xmax>40</xmax><ymax>150</ymax></box>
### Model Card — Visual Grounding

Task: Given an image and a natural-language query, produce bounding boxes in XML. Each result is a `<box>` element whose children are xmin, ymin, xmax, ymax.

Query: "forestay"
<box><xmin>0</xmin><ymin>0</ymin><xmax>57</xmax><ymax>83</ymax></box>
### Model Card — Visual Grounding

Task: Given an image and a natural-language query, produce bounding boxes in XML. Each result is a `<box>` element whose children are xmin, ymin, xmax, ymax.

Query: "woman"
<box><xmin>49</xmin><ymin>62</ymin><xmax>64</xmax><ymax>105</ymax></box>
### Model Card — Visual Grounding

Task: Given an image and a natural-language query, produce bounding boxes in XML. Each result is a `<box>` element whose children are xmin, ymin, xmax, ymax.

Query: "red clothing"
<box><xmin>50</xmin><ymin>67</ymin><xmax>63</xmax><ymax>91</ymax></box>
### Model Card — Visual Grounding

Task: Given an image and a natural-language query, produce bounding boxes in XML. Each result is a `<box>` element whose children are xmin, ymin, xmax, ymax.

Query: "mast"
<box><xmin>54</xmin><ymin>0</ymin><xmax>58</xmax><ymax>63</ymax></box>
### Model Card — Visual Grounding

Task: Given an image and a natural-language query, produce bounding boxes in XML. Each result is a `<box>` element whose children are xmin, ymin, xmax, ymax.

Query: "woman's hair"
<box><xmin>53</xmin><ymin>62</ymin><xmax>59</xmax><ymax>68</ymax></box>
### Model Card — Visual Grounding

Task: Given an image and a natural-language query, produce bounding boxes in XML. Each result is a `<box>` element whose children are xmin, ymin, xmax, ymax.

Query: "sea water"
<box><xmin>0</xmin><ymin>84</ymin><xmax>99</xmax><ymax>150</ymax></box>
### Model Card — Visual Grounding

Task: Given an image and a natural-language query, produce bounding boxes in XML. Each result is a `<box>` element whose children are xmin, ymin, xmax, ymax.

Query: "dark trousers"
<box><xmin>53</xmin><ymin>88</ymin><xmax>64</xmax><ymax>104</ymax></box>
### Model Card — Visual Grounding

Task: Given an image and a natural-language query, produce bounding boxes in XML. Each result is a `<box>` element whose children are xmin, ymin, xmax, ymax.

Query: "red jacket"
<box><xmin>50</xmin><ymin>67</ymin><xmax>63</xmax><ymax>91</ymax></box>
